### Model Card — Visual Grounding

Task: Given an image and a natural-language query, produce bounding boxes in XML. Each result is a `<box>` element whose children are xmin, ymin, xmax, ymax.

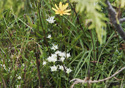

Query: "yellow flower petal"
<box><xmin>59</xmin><ymin>2</ymin><xmax>63</xmax><ymax>9</ymax></box>
<box><xmin>63</xmin><ymin>12</ymin><xmax>71</xmax><ymax>15</ymax></box>
<box><xmin>62</xmin><ymin>3</ymin><xmax>68</xmax><ymax>10</ymax></box>
<box><xmin>64</xmin><ymin>9</ymin><xmax>71</xmax><ymax>13</ymax></box>
<box><xmin>55</xmin><ymin>11</ymin><xmax>60</xmax><ymax>14</ymax></box>
<box><xmin>60</xmin><ymin>14</ymin><xmax>63</xmax><ymax>16</ymax></box>
<box><xmin>52</xmin><ymin>8</ymin><xmax>57</xmax><ymax>12</ymax></box>
<box><xmin>55</xmin><ymin>4</ymin><xmax>59</xmax><ymax>10</ymax></box>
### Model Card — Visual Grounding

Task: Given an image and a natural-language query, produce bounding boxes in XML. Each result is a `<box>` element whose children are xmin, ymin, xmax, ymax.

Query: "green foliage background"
<box><xmin>0</xmin><ymin>0</ymin><xmax>125</xmax><ymax>88</ymax></box>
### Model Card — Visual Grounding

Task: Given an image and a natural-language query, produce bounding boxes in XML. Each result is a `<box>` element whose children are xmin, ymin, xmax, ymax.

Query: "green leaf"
<box><xmin>71</xmin><ymin>0</ymin><xmax>107</xmax><ymax>44</ymax></box>
<box><xmin>121</xmin><ymin>0</ymin><xmax>125</xmax><ymax>8</ymax></box>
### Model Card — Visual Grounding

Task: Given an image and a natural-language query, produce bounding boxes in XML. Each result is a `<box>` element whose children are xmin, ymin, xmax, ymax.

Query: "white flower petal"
<box><xmin>47</xmin><ymin>54</ymin><xmax>57</xmax><ymax>63</ymax></box>
<box><xmin>66</xmin><ymin>68</ymin><xmax>72</xmax><ymax>74</ymax></box>
<box><xmin>47</xmin><ymin>34</ymin><xmax>51</xmax><ymax>38</ymax></box>
<box><xmin>17</xmin><ymin>76</ymin><xmax>21</xmax><ymax>79</ymax></box>
<box><xmin>55</xmin><ymin>50</ymin><xmax>60</xmax><ymax>55</ymax></box>
<box><xmin>66</xmin><ymin>53</ymin><xmax>71</xmax><ymax>58</ymax></box>
<box><xmin>51</xmin><ymin>44</ymin><xmax>58</xmax><ymax>50</ymax></box>
<box><xmin>58</xmin><ymin>52</ymin><xmax>66</xmax><ymax>57</ymax></box>
<box><xmin>43</xmin><ymin>61</ymin><xmax>47</xmax><ymax>65</ymax></box>
<box><xmin>50</xmin><ymin>65</ymin><xmax>57</xmax><ymax>71</ymax></box>
<box><xmin>60</xmin><ymin>57</ymin><xmax>65</xmax><ymax>62</ymax></box>
<box><xmin>58</xmin><ymin>65</ymin><xmax>64</xmax><ymax>71</ymax></box>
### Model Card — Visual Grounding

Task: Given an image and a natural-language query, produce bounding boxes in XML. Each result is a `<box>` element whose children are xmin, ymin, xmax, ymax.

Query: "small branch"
<box><xmin>119</xmin><ymin>18</ymin><xmax>125</xmax><ymax>23</ymax></box>
<box><xmin>106</xmin><ymin>0</ymin><xmax>125</xmax><ymax>40</ymax></box>
<box><xmin>70</xmin><ymin>67</ymin><xmax>125</xmax><ymax>88</ymax></box>
<box><xmin>35</xmin><ymin>51</ymin><xmax>43</xmax><ymax>88</ymax></box>
<box><xmin>106</xmin><ymin>0</ymin><xmax>116</xmax><ymax>22</ymax></box>
<box><xmin>0</xmin><ymin>74</ymin><xmax>7</xmax><ymax>88</ymax></box>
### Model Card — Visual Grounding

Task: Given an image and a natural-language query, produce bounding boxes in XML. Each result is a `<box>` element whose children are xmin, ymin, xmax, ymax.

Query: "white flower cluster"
<box><xmin>47</xmin><ymin>50</ymin><xmax>71</xmax><ymax>62</ymax></box>
<box><xmin>42</xmin><ymin>44</ymin><xmax>72</xmax><ymax>74</ymax></box>
<box><xmin>0</xmin><ymin>63</ymin><xmax>11</xmax><ymax>71</ymax></box>
<box><xmin>0</xmin><ymin>64</ymin><xmax>6</xmax><ymax>70</ymax></box>
<box><xmin>50</xmin><ymin>65</ymin><xmax>72</xmax><ymax>74</ymax></box>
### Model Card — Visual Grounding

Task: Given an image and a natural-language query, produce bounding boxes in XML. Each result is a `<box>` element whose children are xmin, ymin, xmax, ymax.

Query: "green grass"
<box><xmin>0</xmin><ymin>0</ymin><xmax>125</xmax><ymax>88</ymax></box>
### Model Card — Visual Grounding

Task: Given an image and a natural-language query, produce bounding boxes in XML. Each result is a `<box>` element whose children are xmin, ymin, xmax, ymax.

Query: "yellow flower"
<box><xmin>52</xmin><ymin>2</ymin><xmax>71</xmax><ymax>16</ymax></box>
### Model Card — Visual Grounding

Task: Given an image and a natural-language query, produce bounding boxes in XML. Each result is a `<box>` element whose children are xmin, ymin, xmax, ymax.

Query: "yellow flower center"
<box><xmin>59</xmin><ymin>9</ymin><xmax>64</xmax><ymax>14</ymax></box>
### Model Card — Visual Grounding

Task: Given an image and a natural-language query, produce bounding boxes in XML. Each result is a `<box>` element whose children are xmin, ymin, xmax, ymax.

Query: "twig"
<box><xmin>119</xmin><ymin>18</ymin><xmax>125</xmax><ymax>23</ymax></box>
<box><xmin>35</xmin><ymin>51</ymin><xmax>43</xmax><ymax>88</ymax></box>
<box><xmin>106</xmin><ymin>0</ymin><xmax>125</xmax><ymax>40</ymax></box>
<box><xmin>70</xmin><ymin>67</ymin><xmax>125</xmax><ymax>88</ymax></box>
<box><xmin>0</xmin><ymin>74</ymin><xmax>7</xmax><ymax>88</ymax></box>
<box><xmin>90</xmin><ymin>61</ymin><xmax>102</xmax><ymax>64</ymax></box>
<box><xmin>114</xmin><ymin>77</ymin><xmax>122</xmax><ymax>81</ymax></box>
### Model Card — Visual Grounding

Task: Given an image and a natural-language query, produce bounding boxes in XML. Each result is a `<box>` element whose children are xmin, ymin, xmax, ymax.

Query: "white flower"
<box><xmin>58</xmin><ymin>52</ymin><xmax>66</xmax><ymax>57</ymax></box>
<box><xmin>47</xmin><ymin>54</ymin><xmax>57</xmax><ymax>62</ymax></box>
<box><xmin>10</xmin><ymin>76</ymin><xmax>12</xmax><ymax>78</ymax></box>
<box><xmin>2</xmin><ymin>64</ymin><xmax>6</xmax><ymax>70</ymax></box>
<box><xmin>47</xmin><ymin>56</ymin><xmax>56</xmax><ymax>62</ymax></box>
<box><xmin>22</xmin><ymin>63</ymin><xmax>25</xmax><ymax>67</ymax></box>
<box><xmin>47</xmin><ymin>56</ymin><xmax>52</xmax><ymax>62</ymax></box>
<box><xmin>8</xmin><ymin>67</ymin><xmax>11</xmax><ymax>71</ymax></box>
<box><xmin>55</xmin><ymin>50</ymin><xmax>61</xmax><ymax>55</ymax></box>
<box><xmin>0</xmin><ymin>64</ymin><xmax>2</xmax><ymax>67</ymax></box>
<box><xmin>1</xmin><ymin>59</ymin><xmax>3</xmax><ymax>62</ymax></box>
<box><xmin>17</xmin><ymin>76</ymin><xmax>21</xmax><ymax>79</ymax></box>
<box><xmin>66</xmin><ymin>53</ymin><xmax>71</xmax><ymax>58</ymax></box>
<box><xmin>51</xmin><ymin>44</ymin><xmax>58</xmax><ymax>50</ymax></box>
<box><xmin>47</xmin><ymin>34</ymin><xmax>51</xmax><ymax>38</ymax></box>
<box><xmin>51</xmin><ymin>54</ymin><xmax>57</xmax><ymax>58</ymax></box>
<box><xmin>46</xmin><ymin>16</ymin><xmax>55</xmax><ymax>23</ymax></box>
<box><xmin>8</xmin><ymin>59</ymin><xmax>10</xmax><ymax>62</ymax></box>
<box><xmin>43</xmin><ymin>61</ymin><xmax>47</xmax><ymax>65</ymax></box>
<box><xmin>50</xmin><ymin>65</ymin><xmax>57</xmax><ymax>71</ymax></box>
<box><xmin>16</xmin><ymin>85</ymin><xmax>21</xmax><ymax>88</ymax></box>
<box><xmin>58</xmin><ymin>65</ymin><xmax>64</xmax><ymax>71</ymax></box>
<box><xmin>66</xmin><ymin>68</ymin><xmax>72</xmax><ymax>74</ymax></box>
<box><xmin>3</xmin><ymin>64</ymin><xmax>6</xmax><ymax>68</ymax></box>
<box><xmin>59</xmin><ymin>57</ymin><xmax>65</xmax><ymax>62</ymax></box>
